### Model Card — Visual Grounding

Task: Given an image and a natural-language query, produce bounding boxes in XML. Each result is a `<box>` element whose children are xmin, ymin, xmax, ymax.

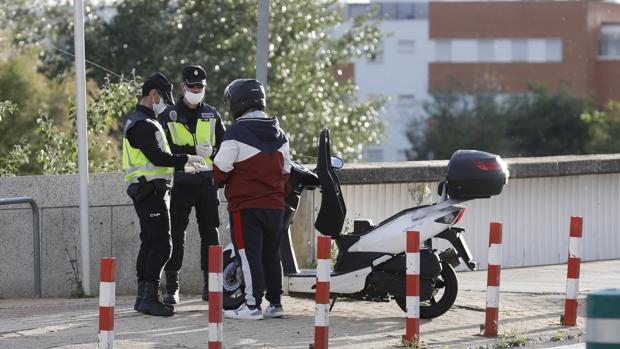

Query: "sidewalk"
<box><xmin>0</xmin><ymin>259</ymin><xmax>618</xmax><ymax>349</ymax></box>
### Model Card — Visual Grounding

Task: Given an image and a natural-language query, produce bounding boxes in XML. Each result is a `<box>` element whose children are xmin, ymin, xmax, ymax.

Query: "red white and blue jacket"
<box><xmin>213</xmin><ymin>111</ymin><xmax>291</xmax><ymax>212</ymax></box>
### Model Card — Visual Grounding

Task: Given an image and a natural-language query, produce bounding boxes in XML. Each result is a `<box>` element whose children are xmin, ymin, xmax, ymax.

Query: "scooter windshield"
<box><xmin>314</xmin><ymin>129</ymin><xmax>346</xmax><ymax>238</ymax></box>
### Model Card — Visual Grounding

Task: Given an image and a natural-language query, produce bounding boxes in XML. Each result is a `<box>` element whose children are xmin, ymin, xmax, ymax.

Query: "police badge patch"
<box><xmin>201</xmin><ymin>112</ymin><xmax>214</xmax><ymax>119</ymax></box>
<box><xmin>169</xmin><ymin>110</ymin><xmax>178</xmax><ymax>121</ymax></box>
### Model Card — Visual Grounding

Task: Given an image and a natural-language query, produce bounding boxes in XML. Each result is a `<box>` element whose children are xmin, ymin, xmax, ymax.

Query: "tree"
<box><xmin>26</xmin><ymin>0</ymin><xmax>386</xmax><ymax>161</ymax></box>
<box><xmin>506</xmin><ymin>85</ymin><xmax>593</xmax><ymax>157</ymax></box>
<box><xmin>0</xmin><ymin>101</ymin><xmax>30</xmax><ymax>176</ymax></box>
<box><xmin>0</xmin><ymin>52</ymin><xmax>76</xmax><ymax>174</ymax></box>
<box><xmin>580</xmin><ymin>100</ymin><xmax>620</xmax><ymax>154</ymax></box>
<box><xmin>0</xmin><ymin>71</ymin><xmax>137</xmax><ymax>175</ymax></box>
<box><xmin>406</xmin><ymin>93</ymin><xmax>513</xmax><ymax>160</ymax></box>
<box><xmin>407</xmin><ymin>84</ymin><xmax>604</xmax><ymax>160</ymax></box>
<box><xmin>36</xmin><ymin>76</ymin><xmax>139</xmax><ymax>175</ymax></box>
<box><xmin>1</xmin><ymin>0</ymin><xmax>81</xmax><ymax>80</ymax></box>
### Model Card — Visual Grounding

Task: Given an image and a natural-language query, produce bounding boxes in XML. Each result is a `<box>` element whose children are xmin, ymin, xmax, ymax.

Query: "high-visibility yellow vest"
<box><xmin>166</xmin><ymin>116</ymin><xmax>215</xmax><ymax>171</ymax></box>
<box><xmin>122</xmin><ymin>111</ymin><xmax>173</xmax><ymax>186</ymax></box>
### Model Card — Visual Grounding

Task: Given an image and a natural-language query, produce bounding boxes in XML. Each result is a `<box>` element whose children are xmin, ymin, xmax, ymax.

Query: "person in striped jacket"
<box><xmin>214</xmin><ymin>79</ymin><xmax>291</xmax><ymax>320</ymax></box>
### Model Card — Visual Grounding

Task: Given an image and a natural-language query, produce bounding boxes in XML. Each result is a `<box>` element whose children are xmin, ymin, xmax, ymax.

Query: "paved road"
<box><xmin>0</xmin><ymin>260</ymin><xmax>618</xmax><ymax>349</ymax></box>
<box><xmin>458</xmin><ymin>259</ymin><xmax>620</xmax><ymax>294</ymax></box>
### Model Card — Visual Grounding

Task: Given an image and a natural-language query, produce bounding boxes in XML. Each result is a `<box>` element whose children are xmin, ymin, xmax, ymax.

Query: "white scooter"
<box><xmin>222</xmin><ymin>129</ymin><xmax>508</xmax><ymax>318</ymax></box>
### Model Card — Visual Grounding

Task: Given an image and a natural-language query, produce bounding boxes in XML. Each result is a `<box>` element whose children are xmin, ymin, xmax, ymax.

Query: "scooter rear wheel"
<box><xmin>222</xmin><ymin>254</ymin><xmax>245</xmax><ymax>310</ymax></box>
<box><xmin>395</xmin><ymin>261</ymin><xmax>458</xmax><ymax>319</ymax></box>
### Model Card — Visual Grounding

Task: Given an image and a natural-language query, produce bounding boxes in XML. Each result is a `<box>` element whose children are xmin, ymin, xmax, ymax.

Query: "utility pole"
<box><xmin>256</xmin><ymin>0</ymin><xmax>269</xmax><ymax>89</ymax></box>
<box><xmin>73</xmin><ymin>0</ymin><xmax>91</xmax><ymax>296</ymax></box>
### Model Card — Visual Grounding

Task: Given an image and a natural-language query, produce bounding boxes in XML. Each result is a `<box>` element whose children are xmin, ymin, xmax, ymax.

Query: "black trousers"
<box><xmin>164</xmin><ymin>178</ymin><xmax>220</xmax><ymax>273</ymax></box>
<box><xmin>229</xmin><ymin>208</ymin><xmax>284</xmax><ymax>307</ymax></box>
<box><xmin>133</xmin><ymin>189</ymin><xmax>172</xmax><ymax>283</ymax></box>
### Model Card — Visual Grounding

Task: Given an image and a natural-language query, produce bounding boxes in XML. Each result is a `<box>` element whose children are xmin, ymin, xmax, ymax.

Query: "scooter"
<box><xmin>222</xmin><ymin>129</ymin><xmax>508</xmax><ymax>318</ymax></box>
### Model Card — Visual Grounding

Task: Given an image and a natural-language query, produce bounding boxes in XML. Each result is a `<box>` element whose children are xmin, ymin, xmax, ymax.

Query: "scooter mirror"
<box><xmin>331</xmin><ymin>156</ymin><xmax>344</xmax><ymax>169</ymax></box>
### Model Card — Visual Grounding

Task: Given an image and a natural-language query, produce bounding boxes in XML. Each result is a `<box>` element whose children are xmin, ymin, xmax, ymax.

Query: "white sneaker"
<box><xmin>224</xmin><ymin>303</ymin><xmax>263</xmax><ymax>320</ymax></box>
<box><xmin>263</xmin><ymin>304</ymin><xmax>284</xmax><ymax>318</ymax></box>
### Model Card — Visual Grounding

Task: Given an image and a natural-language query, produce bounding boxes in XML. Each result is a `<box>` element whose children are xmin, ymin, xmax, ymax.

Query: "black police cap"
<box><xmin>142</xmin><ymin>73</ymin><xmax>174</xmax><ymax>105</ymax></box>
<box><xmin>182</xmin><ymin>65</ymin><xmax>207</xmax><ymax>86</ymax></box>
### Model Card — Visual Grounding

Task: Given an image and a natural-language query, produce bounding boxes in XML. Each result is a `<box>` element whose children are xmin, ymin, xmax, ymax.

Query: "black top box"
<box><xmin>446</xmin><ymin>150</ymin><xmax>509</xmax><ymax>199</ymax></box>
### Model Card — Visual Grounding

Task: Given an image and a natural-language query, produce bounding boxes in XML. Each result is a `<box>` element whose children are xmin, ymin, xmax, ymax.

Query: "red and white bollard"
<box><xmin>98</xmin><ymin>257</ymin><xmax>116</xmax><ymax>349</ymax></box>
<box><xmin>208</xmin><ymin>245</ymin><xmax>223</xmax><ymax>349</ymax></box>
<box><xmin>562</xmin><ymin>216</ymin><xmax>582</xmax><ymax>327</ymax></box>
<box><xmin>313</xmin><ymin>235</ymin><xmax>331</xmax><ymax>349</ymax></box>
<box><xmin>405</xmin><ymin>230</ymin><xmax>420</xmax><ymax>344</ymax></box>
<box><xmin>484</xmin><ymin>222</ymin><xmax>502</xmax><ymax>337</ymax></box>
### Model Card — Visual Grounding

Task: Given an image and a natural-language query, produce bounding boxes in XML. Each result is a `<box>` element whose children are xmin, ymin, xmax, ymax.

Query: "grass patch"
<box><xmin>551</xmin><ymin>330</ymin><xmax>568</xmax><ymax>342</ymax></box>
<box><xmin>401</xmin><ymin>335</ymin><xmax>427</xmax><ymax>348</ymax></box>
<box><xmin>496</xmin><ymin>329</ymin><xmax>528</xmax><ymax>348</ymax></box>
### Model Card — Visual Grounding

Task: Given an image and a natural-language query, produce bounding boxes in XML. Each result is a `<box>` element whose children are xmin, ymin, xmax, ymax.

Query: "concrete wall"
<box><xmin>1</xmin><ymin>154</ymin><xmax>620</xmax><ymax>298</ymax></box>
<box><xmin>0</xmin><ymin>173</ymin><xmax>221</xmax><ymax>298</ymax></box>
<box><xmin>0</xmin><ymin>172</ymin><xmax>315</xmax><ymax>298</ymax></box>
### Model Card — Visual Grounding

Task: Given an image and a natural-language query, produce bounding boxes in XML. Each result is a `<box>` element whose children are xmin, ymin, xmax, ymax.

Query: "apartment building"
<box><xmin>348</xmin><ymin>0</ymin><xmax>620</xmax><ymax>162</ymax></box>
<box><xmin>430</xmin><ymin>1</ymin><xmax>620</xmax><ymax>103</ymax></box>
<box><xmin>348</xmin><ymin>1</ymin><xmax>432</xmax><ymax>162</ymax></box>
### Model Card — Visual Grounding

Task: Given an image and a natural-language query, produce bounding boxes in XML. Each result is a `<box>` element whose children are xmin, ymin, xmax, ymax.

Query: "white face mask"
<box><xmin>152</xmin><ymin>95</ymin><xmax>167</xmax><ymax>115</ymax></box>
<box><xmin>184</xmin><ymin>90</ymin><xmax>204</xmax><ymax>105</ymax></box>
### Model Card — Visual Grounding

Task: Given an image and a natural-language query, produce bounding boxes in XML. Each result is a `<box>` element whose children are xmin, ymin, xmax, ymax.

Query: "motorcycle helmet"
<box><xmin>223</xmin><ymin>79</ymin><xmax>266</xmax><ymax>119</ymax></box>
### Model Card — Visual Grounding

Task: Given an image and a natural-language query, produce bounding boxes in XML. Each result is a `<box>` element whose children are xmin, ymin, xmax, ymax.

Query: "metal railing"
<box><xmin>0</xmin><ymin>197</ymin><xmax>41</xmax><ymax>298</ymax></box>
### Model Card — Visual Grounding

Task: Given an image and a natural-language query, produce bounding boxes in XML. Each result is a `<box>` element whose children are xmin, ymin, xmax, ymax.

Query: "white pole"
<box><xmin>256</xmin><ymin>0</ymin><xmax>269</xmax><ymax>89</ymax></box>
<box><xmin>73</xmin><ymin>0</ymin><xmax>91</xmax><ymax>296</ymax></box>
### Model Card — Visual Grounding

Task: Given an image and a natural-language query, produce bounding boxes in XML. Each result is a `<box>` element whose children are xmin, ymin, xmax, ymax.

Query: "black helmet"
<box><xmin>223</xmin><ymin>79</ymin><xmax>266</xmax><ymax>119</ymax></box>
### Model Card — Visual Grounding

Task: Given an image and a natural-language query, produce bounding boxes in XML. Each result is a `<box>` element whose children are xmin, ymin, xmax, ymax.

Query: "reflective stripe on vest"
<box><xmin>167</xmin><ymin>118</ymin><xmax>215</xmax><ymax>171</ymax></box>
<box><xmin>122</xmin><ymin>119</ymin><xmax>173</xmax><ymax>185</ymax></box>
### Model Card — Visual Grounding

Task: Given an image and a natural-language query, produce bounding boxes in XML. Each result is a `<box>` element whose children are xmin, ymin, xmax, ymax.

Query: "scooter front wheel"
<box><xmin>395</xmin><ymin>261</ymin><xmax>458</xmax><ymax>319</ymax></box>
<box><xmin>222</xmin><ymin>254</ymin><xmax>245</xmax><ymax>310</ymax></box>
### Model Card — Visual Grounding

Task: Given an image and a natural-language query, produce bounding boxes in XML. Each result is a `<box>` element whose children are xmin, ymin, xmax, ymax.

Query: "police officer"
<box><xmin>159</xmin><ymin>65</ymin><xmax>226</xmax><ymax>304</ymax></box>
<box><xmin>123</xmin><ymin>72</ymin><xmax>203</xmax><ymax>316</ymax></box>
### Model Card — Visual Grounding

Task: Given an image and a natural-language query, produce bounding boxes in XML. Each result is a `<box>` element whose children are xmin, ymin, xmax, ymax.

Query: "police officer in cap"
<box><xmin>123</xmin><ymin>72</ymin><xmax>203</xmax><ymax>316</ymax></box>
<box><xmin>158</xmin><ymin>65</ymin><xmax>226</xmax><ymax>304</ymax></box>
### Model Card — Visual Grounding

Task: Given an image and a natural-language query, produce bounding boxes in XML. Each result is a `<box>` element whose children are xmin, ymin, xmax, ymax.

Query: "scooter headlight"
<box><xmin>434</xmin><ymin>207</ymin><xmax>466</xmax><ymax>225</ymax></box>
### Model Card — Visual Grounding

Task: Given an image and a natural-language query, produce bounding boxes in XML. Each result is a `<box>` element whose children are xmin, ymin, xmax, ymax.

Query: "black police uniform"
<box><xmin>125</xmin><ymin>105</ymin><xmax>188</xmax><ymax>316</ymax></box>
<box><xmin>159</xmin><ymin>67</ymin><xmax>226</xmax><ymax>302</ymax></box>
<box><xmin>124</xmin><ymin>72</ymin><xmax>191</xmax><ymax>317</ymax></box>
<box><xmin>126</xmin><ymin>105</ymin><xmax>188</xmax><ymax>283</ymax></box>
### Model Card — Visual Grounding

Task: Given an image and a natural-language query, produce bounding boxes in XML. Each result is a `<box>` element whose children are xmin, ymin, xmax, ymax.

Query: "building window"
<box><xmin>412</xmin><ymin>2</ymin><xmax>429</xmax><ymax>20</ymax></box>
<box><xmin>396</xmin><ymin>94</ymin><xmax>416</xmax><ymax>108</ymax></box>
<box><xmin>348</xmin><ymin>2</ymin><xmax>428</xmax><ymax>20</ymax></box>
<box><xmin>546</xmin><ymin>38</ymin><xmax>563</xmax><ymax>62</ymax></box>
<box><xmin>347</xmin><ymin>4</ymin><xmax>371</xmax><ymax>19</ymax></box>
<box><xmin>433</xmin><ymin>38</ymin><xmax>562</xmax><ymax>63</ymax></box>
<box><xmin>600</xmin><ymin>24</ymin><xmax>620</xmax><ymax>58</ymax></box>
<box><xmin>511</xmin><ymin>39</ymin><xmax>528</xmax><ymax>62</ymax></box>
<box><xmin>435</xmin><ymin>40</ymin><xmax>452</xmax><ymax>63</ymax></box>
<box><xmin>478</xmin><ymin>40</ymin><xmax>495</xmax><ymax>62</ymax></box>
<box><xmin>395</xmin><ymin>3</ymin><xmax>415</xmax><ymax>19</ymax></box>
<box><xmin>494</xmin><ymin>39</ymin><xmax>512</xmax><ymax>63</ymax></box>
<box><xmin>397</xmin><ymin>40</ymin><xmax>415</xmax><ymax>54</ymax></box>
<box><xmin>365</xmin><ymin>148</ymin><xmax>384</xmax><ymax>162</ymax></box>
<box><xmin>380</xmin><ymin>3</ymin><xmax>398</xmax><ymax>19</ymax></box>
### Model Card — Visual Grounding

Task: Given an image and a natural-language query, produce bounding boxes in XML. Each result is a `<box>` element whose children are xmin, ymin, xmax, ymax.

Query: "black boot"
<box><xmin>134</xmin><ymin>280</ymin><xmax>145</xmax><ymax>311</ymax></box>
<box><xmin>138</xmin><ymin>281</ymin><xmax>174</xmax><ymax>316</ymax></box>
<box><xmin>135</xmin><ymin>281</ymin><xmax>173</xmax><ymax>311</ymax></box>
<box><xmin>163</xmin><ymin>271</ymin><xmax>180</xmax><ymax>305</ymax></box>
<box><xmin>202</xmin><ymin>270</ymin><xmax>209</xmax><ymax>301</ymax></box>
